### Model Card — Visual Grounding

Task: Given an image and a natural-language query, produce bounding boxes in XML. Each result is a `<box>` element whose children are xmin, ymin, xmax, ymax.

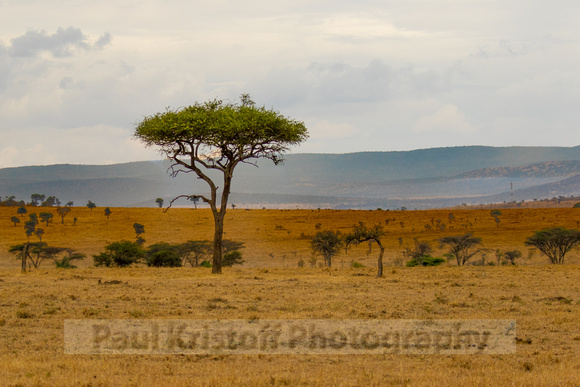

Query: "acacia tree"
<box><xmin>439</xmin><ymin>234</ymin><xmax>483</xmax><ymax>266</ymax></box>
<box><xmin>525</xmin><ymin>227</ymin><xmax>580</xmax><ymax>264</ymax></box>
<box><xmin>134</xmin><ymin>94</ymin><xmax>308</xmax><ymax>273</ymax></box>
<box><xmin>311</xmin><ymin>230</ymin><xmax>344</xmax><ymax>268</ymax></box>
<box><xmin>345</xmin><ymin>222</ymin><xmax>386</xmax><ymax>277</ymax></box>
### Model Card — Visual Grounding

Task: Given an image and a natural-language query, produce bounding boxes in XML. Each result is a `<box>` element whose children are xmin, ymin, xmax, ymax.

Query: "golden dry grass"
<box><xmin>1</xmin><ymin>206</ymin><xmax>580</xmax><ymax>269</ymax></box>
<box><xmin>1</xmin><ymin>267</ymin><xmax>579</xmax><ymax>386</ymax></box>
<box><xmin>0</xmin><ymin>206</ymin><xmax>579</xmax><ymax>386</ymax></box>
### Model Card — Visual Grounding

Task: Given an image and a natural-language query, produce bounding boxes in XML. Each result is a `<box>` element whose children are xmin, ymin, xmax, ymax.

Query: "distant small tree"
<box><xmin>24</xmin><ymin>220</ymin><xmax>36</xmax><ymax>239</ymax></box>
<box><xmin>3</xmin><ymin>195</ymin><xmax>17</xmax><ymax>206</ymax></box>
<box><xmin>87</xmin><ymin>200</ymin><xmax>96</xmax><ymax>210</ymax></box>
<box><xmin>133</xmin><ymin>223</ymin><xmax>145</xmax><ymax>238</ymax></box>
<box><xmin>66</xmin><ymin>201</ymin><xmax>74</xmax><ymax>207</ymax></box>
<box><xmin>345</xmin><ymin>222</ymin><xmax>386</xmax><ymax>277</ymax></box>
<box><xmin>17</xmin><ymin>206</ymin><xmax>27</xmax><ymax>217</ymax></box>
<box><xmin>439</xmin><ymin>234</ymin><xmax>483</xmax><ymax>266</ymax></box>
<box><xmin>104</xmin><ymin>207</ymin><xmax>112</xmax><ymax>219</ymax></box>
<box><xmin>11</xmin><ymin>216</ymin><xmax>20</xmax><ymax>226</ymax></box>
<box><xmin>41</xmin><ymin>196</ymin><xmax>57</xmax><ymax>207</ymax></box>
<box><xmin>39</xmin><ymin>212</ymin><xmax>53</xmax><ymax>226</ymax></box>
<box><xmin>56</xmin><ymin>207</ymin><xmax>71</xmax><ymax>224</ymax></box>
<box><xmin>35</xmin><ymin>228</ymin><xmax>44</xmax><ymax>241</ymax></box>
<box><xmin>189</xmin><ymin>195</ymin><xmax>201</xmax><ymax>209</ymax></box>
<box><xmin>30</xmin><ymin>194</ymin><xmax>45</xmax><ymax>206</ymax></box>
<box><xmin>311</xmin><ymin>230</ymin><xmax>344</xmax><ymax>268</ymax></box>
<box><xmin>155</xmin><ymin>198</ymin><xmax>164</xmax><ymax>208</ymax></box>
<box><xmin>133</xmin><ymin>223</ymin><xmax>145</xmax><ymax>245</ymax></box>
<box><xmin>525</xmin><ymin>227</ymin><xmax>580</xmax><ymax>264</ymax></box>
<box><xmin>29</xmin><ymin>213</ymin><xmax>39</xmax><ymax>225</ymax></box>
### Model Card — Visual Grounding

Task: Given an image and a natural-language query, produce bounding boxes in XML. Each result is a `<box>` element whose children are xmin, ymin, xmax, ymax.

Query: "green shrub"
<box><xmin>350</xmin><ymin>261</ymin><xmax>365</xmax><ymax>268</ymax></box>
<box><xmin>573</xmin><ymin>202</ymin><xmax>580</xmax><ymax>208</ymax></box>
<box><xmin>406</xmin><ymin>256</ymin><xmax>446</xmax><ymax>267</ymax></box>
<box><xmin>146</xmin><ymin>250</ymin><xmax>182</xmax><ymax>267</ymax></box>
<box><xmin>200</xmin><ymin>260</ymin><xmax>212</xmax><ymax>268</ymax></box>
<box><xmin>93</xmin><ymin>240</ymin><xmax>144</xmax><ymax>267</ymax></box>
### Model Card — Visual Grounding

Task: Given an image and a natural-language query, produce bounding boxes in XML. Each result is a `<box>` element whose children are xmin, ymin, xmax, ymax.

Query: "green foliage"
<box><xmin>133</xmin><ymin>223</ymin><xmax>145</xmax><ymax>237</ymax></box>
<box><xmin>10</xmin><ymin>216</ymin><xmax>20</xmax><ymax>226</ymax></box>
<box><xmin>41</xmin><ymin>196</ymin><xmax>58</xmax><ymax>207</ymax></box>
<box><xmin>525</xmin><ymin>227</ymin><xmax>580</xmax><ymax>264</ymax></box>
<box><xmin>311</xmin><ymin>230</ymin><xmax>344</xmax><ymax>268</ymax></box>
<box><xmin>146</xmin><ymin>250</ymin><xmax>182</xmax><ymax>267</ymax></box>
<box><xmin>17</xmin><ymin>206</ymin><xmax>27</xmax><ymax>216</ymax></box>
<box><xmin>104</xmin><ymin>207</ymin><xmax>112</xmax><ymax>218</ymax></box>
<box><xmin>39</xmin><ymin>212</ymin><xmax>53</xmax><ymax>226</ymax></box>
<box><xmin>55</xmin><ymin>252</ymin><xmax>86</xmax><ymax>269</ymax></box>
<box><xmin>155</xmin><ymin>198</ymin><xmax>164</xmax><ymax>208</ymax></box>
<box><xmin>350</xmin><ymin>261</ymin><xmax>365</xmax><ymax>268</ymax></box>
<box><xmin>222</xmin><ymin>251</ymin><xmax>244</xmax><ymax>267</ymax></box>
<box><xmin>574</xmin><ymin>202</ymin><xmax>580</xmax><ymax>208</ymax></box>
<box><xmin>200</xmin><ymin>260</ymin><xmax>212</xmax><ymax>268</ymax></box>
<box><xmin>93</xmin><ymin>240</ymin><xmax>144</xmax><ymax>267</ymax></box>
<box><xmin>30</xmin><ymin>194</ymin><xmax>45</xmax><ymax>206</ymax></box>
<box><xmin>406</xmin><ymin>256</ymin><xmax>446</xmax><ymax>267</ymax></box>
<box><xmin>87</xmin><ymin>200</ymin><xmax>96</xmax><ymax>210</ymax></box>
<box><xmin>24</xmin><ymin>220</ymin><xmax>36</xmax><ymax>238</ymax></box>
<box><xmin>28</xmin><ymin>213</ymin><xmax>38</xmax><ymax>225</ymax></box>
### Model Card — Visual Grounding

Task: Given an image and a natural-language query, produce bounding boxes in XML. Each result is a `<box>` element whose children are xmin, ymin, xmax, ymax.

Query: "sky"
<box><xmin>1</xmin><ymin>0</ymin><xmax>580</xmax><ymax>167</ymax></box>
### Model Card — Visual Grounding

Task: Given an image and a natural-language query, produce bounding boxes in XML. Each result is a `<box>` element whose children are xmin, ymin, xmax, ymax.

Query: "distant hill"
<box><xmin>1</xmin><ymin>146</ymin><xmax>579</xmax><ymax>209</ymax></box>
<box><xmin>456</xmin><ymin>160</ymin><xmax>580</xmax><ymax>178</ymax></box>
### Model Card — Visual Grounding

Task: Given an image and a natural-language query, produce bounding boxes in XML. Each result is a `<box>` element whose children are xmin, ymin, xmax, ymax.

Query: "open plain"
<box><xmin>1</xmin><ymin>205</ymin><xmax>579</xmax><ymax>385</ymax></box>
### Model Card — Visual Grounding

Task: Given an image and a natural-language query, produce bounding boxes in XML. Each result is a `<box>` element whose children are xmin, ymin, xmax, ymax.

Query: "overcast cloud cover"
<box><xmin>1</xmin><ymin>0</ymin><xmax>579</xmax><ymax>167</ymax></box>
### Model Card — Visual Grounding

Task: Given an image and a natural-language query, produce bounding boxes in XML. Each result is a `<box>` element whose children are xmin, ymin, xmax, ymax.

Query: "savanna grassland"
<box><xmin>1</xmin><ymin>205</ymin><xmax>579</xmax><ymax>386</ymax></box>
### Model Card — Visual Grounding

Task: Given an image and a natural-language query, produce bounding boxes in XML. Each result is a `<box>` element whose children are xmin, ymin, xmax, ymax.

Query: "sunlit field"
<box><xmin>1</xmin><ymin>206</ymin><xmax>579</xmax><ymax>385</ymax></box>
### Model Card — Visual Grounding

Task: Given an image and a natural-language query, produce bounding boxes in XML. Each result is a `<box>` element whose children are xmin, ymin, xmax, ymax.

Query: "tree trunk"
<box><xmin>377</xmin><ymin>245</ymin><xmax>384</xmax><ymax>278</ymax></box>
<box><xmin>211</xmin><ymin>212</ymin><xmax>225</xmax><ymax>274</ymax></box>
<box><xmin>21</xmin><ymin>242</ymin><xmax>29</xmax><ymax>273</ymax></box>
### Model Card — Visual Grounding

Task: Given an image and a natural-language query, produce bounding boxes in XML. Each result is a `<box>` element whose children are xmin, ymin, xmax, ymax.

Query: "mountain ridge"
<box><xmin>1</xmin><ymin>146</ymin><xmax>579</xmax><ymax>209</ymax></box>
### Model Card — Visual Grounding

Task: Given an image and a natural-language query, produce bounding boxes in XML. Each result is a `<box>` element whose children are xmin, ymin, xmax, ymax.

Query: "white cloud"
<box><xmin>0</xmin><ymin>1</ymin><xmax>579</xmax><ymax>167</ymax></box>
<box><xmin>309</xmin><ymin>120</ymin><xmax>358</xmax><ymax>140</ymax></box>
<box><xmin>412</xmin><ymin>104</ymin><xmax>476</xmax><ymax>134</ymax></box>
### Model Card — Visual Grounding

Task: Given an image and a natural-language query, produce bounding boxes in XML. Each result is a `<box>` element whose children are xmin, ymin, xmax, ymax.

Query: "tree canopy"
<box><xmin>345</xmin><ymin>222</ymin><xmax>386</xmax><ymax>277</ymax></box>
<box><xmin>134</xmin><ymin>94</ymin><xmax>308</xmax><ymax>273</ymax></box>
<box><xmin>525</xmin><ymin>227</ymin><xmax>580</xmax><ymax>264</ymax></box>
<box><xmin>439</xmin><ymin>234</ymin><xmax>483</xmax><ymax>266</ymax></box>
